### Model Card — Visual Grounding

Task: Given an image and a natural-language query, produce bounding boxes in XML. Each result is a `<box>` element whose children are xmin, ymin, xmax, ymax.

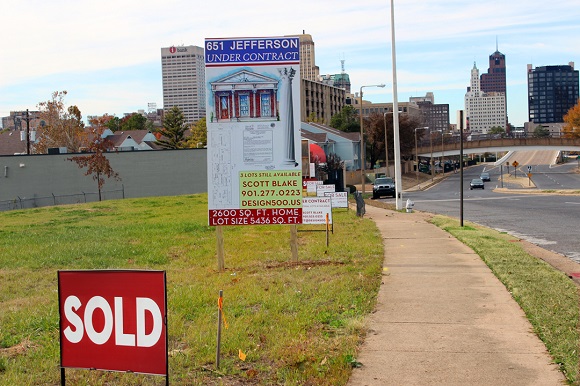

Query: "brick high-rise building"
<box><xmin>480</xmin><ymin>48</ymin><xmax>507</xmax><ymax>127</ymax></box>
<box><xmin>481</xmin><ymin>50</ymin><xmax>506</xmax><ymax>94</ymax></box>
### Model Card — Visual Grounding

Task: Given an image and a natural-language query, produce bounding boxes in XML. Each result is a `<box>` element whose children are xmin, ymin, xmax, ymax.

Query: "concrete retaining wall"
<box><xmin>0</xmin><ymin>149</ymin><xmax>207</xmax><ymax>209</ymax></box>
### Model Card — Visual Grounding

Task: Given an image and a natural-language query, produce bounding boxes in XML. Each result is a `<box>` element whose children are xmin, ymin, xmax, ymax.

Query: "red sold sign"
<box><xmin>58</xmin><ymin>270</ymin><xmax>167</xmax><ymax>376</ymax></box>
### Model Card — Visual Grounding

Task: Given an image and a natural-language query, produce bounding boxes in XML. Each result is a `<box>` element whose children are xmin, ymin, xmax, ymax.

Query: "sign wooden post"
<box><xmin>325</xmin><ymin>214</ymin><xmax>330</xmax><ymax>247</ymax></box>
<box><xmin>216</xmin><ymin>226</ymin><xmax>225</xmax><ymax>271</ymax></box>
<box><xmin>290</xmin><ymin>225</ymin><xmax>298</xmax><ymax>261</ymax></box>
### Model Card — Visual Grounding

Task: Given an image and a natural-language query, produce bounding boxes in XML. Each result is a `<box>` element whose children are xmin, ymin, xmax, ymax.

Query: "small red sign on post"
<box><xmin>58</xmin><ymin>270</ymin><xmax>168</xmax><ymax>379</ymax></box>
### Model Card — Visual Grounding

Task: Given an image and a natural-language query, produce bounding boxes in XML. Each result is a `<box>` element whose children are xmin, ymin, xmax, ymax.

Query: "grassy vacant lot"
<box><xmin>0</xmin><ymin>195</ymin><xmax>383</xmax><ymax>385</ymax></box>
<box><xmin>430</xmin><ymin>215</ymin><xmax>580</xmax><ymax>385</ymax></box>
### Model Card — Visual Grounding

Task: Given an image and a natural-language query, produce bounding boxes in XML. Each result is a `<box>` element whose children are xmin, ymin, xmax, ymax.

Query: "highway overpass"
<box><xmin>416</xmin><ymin>137</ymin><xmax>580</xmax><ymax>158</ymax></box>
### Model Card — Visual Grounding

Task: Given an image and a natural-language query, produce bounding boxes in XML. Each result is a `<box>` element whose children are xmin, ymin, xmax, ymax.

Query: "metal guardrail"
<box><xmin>0</xmin><ymin>186</ymin><xmax>125</xmax><ymax>212</ymax></box>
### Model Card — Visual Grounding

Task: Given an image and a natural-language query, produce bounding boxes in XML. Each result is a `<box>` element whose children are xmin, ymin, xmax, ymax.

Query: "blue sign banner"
<box><xmin>205</xmin><ymin>37</ymin><xmax>300</xmax><ymax>66</ymax></box>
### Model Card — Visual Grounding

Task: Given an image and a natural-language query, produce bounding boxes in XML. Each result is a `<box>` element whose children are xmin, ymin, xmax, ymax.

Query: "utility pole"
<box><xmin>17</xmin><ymin>109</ymin><xmax>33</xmax><ymax>155</ymax></box>
<box><xmin>24</xmin><ymin>109</ymin><xmax>31</xmax><ymax>155</ymax></box>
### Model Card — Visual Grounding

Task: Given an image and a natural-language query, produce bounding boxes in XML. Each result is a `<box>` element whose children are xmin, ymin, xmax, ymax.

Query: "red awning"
<box><xmin>309</xmin><ymin>143</ymin><xmax>326</xmax><ymax>163</ymax></box>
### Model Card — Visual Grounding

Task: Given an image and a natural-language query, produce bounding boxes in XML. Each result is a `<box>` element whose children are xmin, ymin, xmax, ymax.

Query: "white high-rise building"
<box><xmin>464</xmin><ymin>63</ymin><xmax>506</xmax><ymax>134</ymax></box>
<box><xmin>161</xmin><ymin>45</ymin><xmax>206</xmax><ymax>124</ymax></box>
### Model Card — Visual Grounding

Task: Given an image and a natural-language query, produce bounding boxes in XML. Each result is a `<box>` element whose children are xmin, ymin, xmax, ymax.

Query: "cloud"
<box><xmin>1</xmin><ymin>0</ymin><xmax>579</xmax><ymax>126</ymax></box>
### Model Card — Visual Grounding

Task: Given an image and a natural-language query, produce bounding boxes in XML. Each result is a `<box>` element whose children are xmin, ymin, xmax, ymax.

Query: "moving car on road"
<box><xmin>480</xmin><ymin>172</ymin><xmax>490</xmax><ymax>181</ymax></box>
<box><xmin>470</xmin><ymin>178</ymin><xmax>485</xmax><ymax>190</ymax></box>
<box><xmin>372</xmin><ymin>177</ymin><xmax>396</xmax><ymax>199</ymax></box>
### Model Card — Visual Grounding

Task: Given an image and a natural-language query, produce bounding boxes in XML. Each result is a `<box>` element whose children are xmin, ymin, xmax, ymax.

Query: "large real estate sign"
<box><xmin>205</xmin><ymin>36</ymin><xmax>302</xmax><ymax>226</ymax></box>
<box><xmin>58</xmin><ymin>270</ymin><xmax>168</xmax><ymax>377</ymax></box>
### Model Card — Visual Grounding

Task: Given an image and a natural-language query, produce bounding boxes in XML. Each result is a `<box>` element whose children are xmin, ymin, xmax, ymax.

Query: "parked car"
<box><xmin>479</xmin><ymin>172</ymin><xmax>490</xmax><ymax>181</ymax></box>
<box><xmin>470</xmin><ymin>178</ymin><xmax>485</xmax><ymax>190</ymax></box>
<box><xmin>372</xmin><ymin>177</ymin><xmax>396</xmax><ymax>199</ymax></box>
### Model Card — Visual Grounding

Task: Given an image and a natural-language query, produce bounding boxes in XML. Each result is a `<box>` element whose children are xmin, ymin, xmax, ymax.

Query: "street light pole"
<box><xmin>414</xmin><ymin>128</ymin><xmax>419</xmax><ymax>187</ymax></box>
<box><xmin>414</xmin><ymin>127</ymin><xmax>427</xmax><ymax>187</ymax></box>
<box><xmin>429</xmin><ymin>128</ymin><xmax>433</xmax><ymax>181</ymax></box>
<box><xmin>384</xmin><ymin>112</ymin><xmax>389</xmax><ymax>177</ymax></box>
<box><xmin>359</xmin><ymin>84</ymin><xmax>385</xmax><ymax>194</ymax></box>
<box><xmin>441</xmin><ymin>131</ymin><xmax>445</xmax><ymax>175</ymax></box>
<box><xmin>390</xmin><ymin>0</ymin><xmax>403</xmax><ymax>210</ymax></box>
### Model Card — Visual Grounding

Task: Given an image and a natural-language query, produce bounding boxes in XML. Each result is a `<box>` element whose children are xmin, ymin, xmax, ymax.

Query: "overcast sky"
<box><xmin>2</xmin><ymin>0</ymin><xmax>579</xmax><ymax>128</ymax></box>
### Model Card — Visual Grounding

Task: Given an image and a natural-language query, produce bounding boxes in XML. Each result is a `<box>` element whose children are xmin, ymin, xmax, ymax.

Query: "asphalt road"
<box><xmin>398</xmin><ymin>160</ymin><xmax>580</xmax><ymax>263</ymax></box>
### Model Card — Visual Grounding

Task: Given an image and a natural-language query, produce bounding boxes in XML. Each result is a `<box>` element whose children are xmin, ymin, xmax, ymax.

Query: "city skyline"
<box><xmin>1</xmin><ymin>0</ymin><xmax>579</xmax><ymax>128</ymax></box>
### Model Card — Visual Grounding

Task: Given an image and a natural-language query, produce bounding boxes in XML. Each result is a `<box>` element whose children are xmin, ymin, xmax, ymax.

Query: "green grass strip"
<box><xmin>431</xmin><ymin>216</ymin><xmax>580</xmax><ymax>385</ymax></box>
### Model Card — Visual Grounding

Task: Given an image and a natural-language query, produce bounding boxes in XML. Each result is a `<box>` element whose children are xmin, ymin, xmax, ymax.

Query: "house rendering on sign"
<box><xmin>209</xmin><ymin>70</ymin><xmax>280</xmax><ymax>122</ymax></box>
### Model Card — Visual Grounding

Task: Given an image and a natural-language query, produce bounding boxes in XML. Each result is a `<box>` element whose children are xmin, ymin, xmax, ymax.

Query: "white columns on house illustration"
<box><xmin>278</xmin><ymin>67</ymin><xmax>298</xmax><ymax>167</ymax></box>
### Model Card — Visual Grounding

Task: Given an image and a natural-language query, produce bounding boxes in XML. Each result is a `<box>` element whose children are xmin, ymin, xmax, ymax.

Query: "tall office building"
<box><xmin>527</xmin><ymin>62</ymin><xmax>579</xmax><ymax>124</ymax></box>
<box><xmin>464</xmin><ymin>63</ymin><xmax>506</xmax><ymax>134</ymax></box>
<box><xmin>161</xmin><ymin>45</ymin><xmax>206</xmax><ymax>124</ymax></box>
<box><xmin>480</xmin><ymin>48</ymin><xmax>507</xmax><ymax>127</ymax></box>
<box><xmin>481</xmin><ymin>50</ymin><xmax>506</xmax><ymax>94</ymax></box>
<box><xmin>289</xmin><ymin>33</ymin><xmax>320</xmax><ymax>81</ymax></box>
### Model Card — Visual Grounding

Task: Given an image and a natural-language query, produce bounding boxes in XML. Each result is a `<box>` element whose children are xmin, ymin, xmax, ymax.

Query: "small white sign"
<box><xmin>302</xmin><ymin>197</ymin><xmax>332</xmax><ymax>225</ymax></box>
<box><xmin>316</xmin><ymin>184</ymin><xmax>336</xmax><ymax>197</ymax></box>
<box><xmin>325</xmin><ymin>191</ymin><xmax>348</xmax><ymax>208</ymax></box>
<box><xmin>306</xmin><ymin>180</ymin><xmax>323</xmax><ymax>194</ymax></box>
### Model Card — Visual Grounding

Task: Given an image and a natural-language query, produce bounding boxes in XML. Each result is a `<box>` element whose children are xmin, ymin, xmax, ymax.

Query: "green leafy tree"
<box><xmin>106</xmin><ymin>116</ymin><xmax>121</xmax><ymax>132</ymax></box>
<box><xmin>68</xmin><ymin>116</ymin><xmax>120</xmax><ymax>201</ymax></box>
<box><xmin>35</xmin><ymin>91</ymin><xmax>87</xmax><ymax>153</ymax></box>
<box><xmin>145</xmin><ymin>120</ymin><xmax>155</xmax><ymax>132</ymax></box>
<box><xmin>120</xmin><ymin>113</ymin><xmax>147</xmax><ymax>131</ymax></box>
<box><xmin>532</xmin><ymin>125</ymin><xmax>550</xmax><ymax>138</ymax></box>
<box><xmin>306</xmin><ymin>112</ymin><xmax>324</xmax><ymax>124</ymax></box>
<box><xmin>489</xmin><ymin>126</ymin><xmax>506</xmax><ymax>137</ymax></box>
<box><xmin>563</xmin><ymin>99</ymin><xmax>580</xmax><ymax>138</ymax></box>
<box><xmin>155</xmin><ymin>106</ymin><xmax>189</xmax><ymax>149</ymax></box>
<box><xmin>329</xmin><ymin>105</ymin><xmax>360</xmax><ymax>132</ymax></box>
<box><xmin>186</xmin><ymin>118</ymin><xmax>207</xmax><ymax>148</ymax></box>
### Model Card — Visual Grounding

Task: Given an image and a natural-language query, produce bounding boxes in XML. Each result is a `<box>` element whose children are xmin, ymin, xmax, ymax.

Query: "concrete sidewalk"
<box><xmin>348</xmin><ymin>205</ymin><xmax>566</xmax><ymax>386</ymax></box>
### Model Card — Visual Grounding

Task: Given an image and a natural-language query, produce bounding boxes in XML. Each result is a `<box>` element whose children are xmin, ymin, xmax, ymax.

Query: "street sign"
<box><xmin>527</xmin><ymin>166</ymin><xmax>532</xmax><ymax>172</ymax></box>
<box><xmin>512</xmin><ymin>161</ymin><xmax>519</xmax><ymax>167</ymax></box>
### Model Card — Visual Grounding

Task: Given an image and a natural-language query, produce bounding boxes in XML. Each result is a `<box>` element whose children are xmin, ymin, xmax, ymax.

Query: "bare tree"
<box><xmin>68</xmin><ymin>116</ymin><xmax>120</xmax><ymax>201</ymax></box>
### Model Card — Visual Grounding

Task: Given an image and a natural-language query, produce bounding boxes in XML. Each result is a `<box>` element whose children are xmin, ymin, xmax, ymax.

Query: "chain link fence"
<box><xmin>0</xmin><ymin>186</ymin><xmax>125</xmax><ymax>212</ymax></box>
